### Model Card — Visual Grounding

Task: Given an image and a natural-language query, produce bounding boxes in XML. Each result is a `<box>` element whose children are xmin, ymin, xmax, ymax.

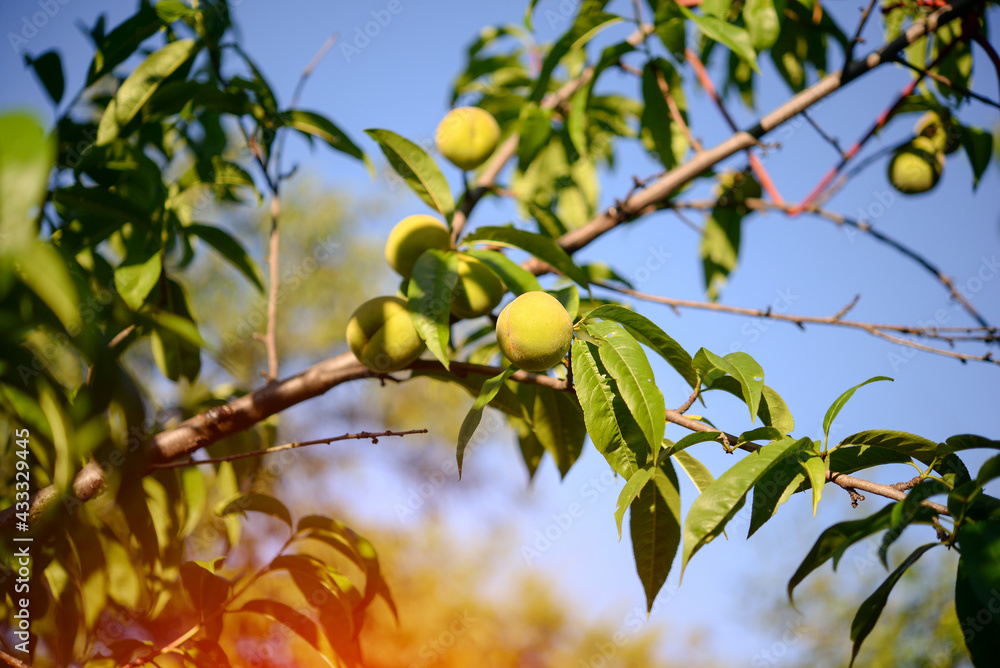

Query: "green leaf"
<box><xmin>296</xmin><ymin>515</ymin><xmax>394</xmax><ymax>613</ymax></box>
<box><xmin>695</xmin><ymin>348</ymin><xmax>764</xmax><ymax>422</ymax></box>
<box><xmin>517</xmin><ymin>104</ymin><xmax>553</xmax><ymax>169</ymax></box>
<box><xmin>456</xmin><ymin>367</ymin><xmax>517</xmax><ymax>478</ymax></box>
<box><xmin>365</xmin><ymin>128</ymin><xmax>455</xmax><ymax>219</ymax></box>
<box><xmin>585</xmin><ymin>304</ymin><xmax>697</xmax><ymax>388</ymax></box>
<box><xmin>187</xmin><ymin>223</ymin><xmax>264</xmax><ymax>292</ymax></box>
<box><xmin>700</xmin><ymin>206</ymin><xmax>742</xmax><ymax>300</ymax></box>
<box><xmin>179</xmin><ymin>561</ymin><xmax>231</xmax><ymax>620</ymax></box>
<box><xmin>571</xmin><ymin>339</ymin><xmax>650</xmax><ymax>479</ymax></box>
<box><xmin>959</xmin><ymin>125</ymin><xmax>993</xmax><ymax>189</ymax></box>
<box><xmin>0</xmin><ymin>113</ymin><xmax>54</xmax><ymax>251</ymax></box>
<box><xmin>710</xmin><ymin>379</ymin><xmax>795</xmax><ymax>435</ymax></box>
<box><xmin>237</xmin><ymin>600</ymin><xmax>325</xmax><ymax>654</ymax></box>
<box><xmin>937</xmin><ymin>434</ymin><xmax>1000</xmax><ymax>456</ymax></box>
<box><xmin>530</xmin><ymin>11</ymin><xmax>622</xmax><ymax>103</ymax></box>
<box><xmin>208</xmin><ymin>156</ymin><xmax>261</xmax><ymax>202</ymax></box>
<box><xmin>743</xmin><ymin>0</ymin><xmax>780</xmax><ymax>50</ymax></box>
<box><xmin>827</xmin><ymin>446</ymin><xmax>912</xmax><ymax>477</ymax></box>
<box><xmin>516</xmin><ymin>384</ymin><xmax>586</xmax><ymax>478</ymax></box>
<box><xmin>838</xmin><ymin>429</ymin><xmax>938</xmax><ymax>465</ymax></box>
<box><xmin>282</xmin><ymin>110</ymin><xmax>370</xmax><ymax>172</ymax></box>
<box><xmin>218</xmin><ymin>492</ymin><xmax>293</xmax><ymax>529</ymax></box>
<box><xmin>86</xmin><ymin>2</ymin><xmax>161</xmax><ymax>85</ymax></box>
<box><xmin>672</xmin><ymin>449</ymin><xmax>715</xmax><ymax>493</ymax></box>
<box><xmin>849</xmin><ymin>543</ymin><xmax>937</xmax><ymax>666</ymax></box>
<box><xmin>615</xmin><ymin>467</ymin><xmax>653</xmax><ymax>539</ymax></box>
<box><xmin>407</xmin><ymin>249</ymin><xmax>458</xmax><ymax>369</ymax></box>
<box><xmin>800</xmin><ymin>453</ymin><xmax>826</xmax><ymax>516</ymax></box>
<box><xmin>97</xmin><ymin>38</ymin><xmax>199</xmax><ymax>145</ymax></box>
<box><xmin>663</xmin><ymin>431</ymin><xmax>723</xmax><ymax>456</ymax></box>
<box><xmin>17</xmin><ymin>243</ymin><xmax>82</xmax><ymax>331</ymax></box>
<box><xmin>549</xmin><ymin>285</ymin><xmax>580</xmax><ymax>322</ymax></box>
<box><xmin>682</xmin><ymin>437</ymin><xmax>812</xmax><ymax>574</ymax></box>
<box><xmin>25</xmin><ymin>51</ymin><xmax>65</xmax><ymax>105</ymax></box>
<box><xmin>641</xmin><ymin>61</ymin><xmax>676</xmax><ymax>170</ymax></box>
<box><xmin>155</xmin><ymin>0</ymin><xmax>200</xmax><ymax>23</ymax></box>
<box><xmin>466</xmin><ymin>225</ymin><xmax>590</xmax><ymax>289</ymax></box>
<box><xmin>631</xmin><ymin>461</ymin><xmax>682</xmax><ymax>612</ymax></box>
<box><xmin>512</xmin><ymin>417</ymin><xmax>546</xmax><ymax>480</ymax></box>
<box><xmin>879</xmin><ymin>479</ymin><xmax>946</xmax><ymax>566</ymax></box>
<box><xmin>955</xmin><ymin>555</ymin><xmax>1000</xmax><ymax>665</ymax></box>
<box><xmin>748</xmin><ymin>452</ymin><xmax>807</xmax><ymax>537</ymax></box>
<box><xmin>114</xmin><ymin>250</ymin><xmax>163</xmax><ymax>311</ymax></box>
<box><xmin>787</xmin><ymin>504</ymin><xmax>895</xmax><ymax>604</ymax></box>
<box><xmin>179</xmin><ymin>467</ymin><xmax>206</xmax><ymax>538</ymax></box>
<box><xmin>677</xmin><ymin>5</ymin><xmax>759</xmax><ymax>72</ymax></box>
<box><xmin>822</xmin><ymin>376</ymin><xmax>893</xmax><ymax>443</ymax></box>
<box><xmin>463</xmin><ymin>249</ymin><xmax>542</xmax><ymax>295</ymax></box>
<box><xmin>588</xmin><ymin>320</ymin><xmax>666</xmax><ymax>460</ymax></box>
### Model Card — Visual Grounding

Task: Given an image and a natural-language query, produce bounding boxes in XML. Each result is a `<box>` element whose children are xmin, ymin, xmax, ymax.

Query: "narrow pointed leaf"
<box><xmin>671</xmin><ymin>448</ymin><xmax>716</xmax><ymax>494</ymax></box>
<box><xmin>800</xmin><ymin>454</ymin><xmax>826</xmax><ymax>516</ymax></box>
<box><xmin>787</xmin><ymin>504</ymin><xmax>895</xmax><ymax>604</ymax></box>
<box><xmin>516</xmin><ymin>384</ymin><xmax>585</xmax><ymax>478</ymax></box>
<box><xmin>589</xmin><ymin>320</ymin><xmax>666</xmax><ymax>460</ymax></box>
<box><xmin>683</xmin><ymin>437</ymin><xmax>811</xmax><ymax>574</ymax></box>
<box><xmin>631</xmin><ymin>462</ymin><xmax>682</xmax><ymax>612</ymax></box>
<box><xmin>849</xmin><ymin>543</ymin><xmax>937</xmax><ymax>666</ymax></box>
<box><xmin>464</xmin><ymin>249</ymin><xmax>542</xmax><ymax>295</ymax></box>
<box><xmin>218</xmin><ymin>492</ymin><xmax>293</xmax><ymax>529</ymax></box>
<box><xmin>407</xmin><ymin>249</ymin><xmax>458</xmax><ymax>369</ymax></box>
<box><xmin>97</xmin><ymin>38</ymin><xmax>199</xmax><ymax>145</ymax></box>
<box><xmin>676</xmin><ymin>5</ymin><xmax>759</xmax><ymax>71</ymax></box>
<box><xmin>823</xmin><ymin>376</ymin><xmax>893</xmax><ymax>441</ymax></box>
<box><xmin>114</xmin><ymin>250</ymin><xmax>163</xmax><ymax>310</ymax></box>
<box><xmin>571</xmin><ymin>339</ymin><xmax>649</xmax><ymax>479</ymax></box>
<box><xmin>585</xmin><ymin>304</ymin><xmax>696</xmax><ymax>387</ymax></box>
<box><xmin>615</xmin><ymin>467</ymin><xmax>653</xmax><ymax>539</ymax></box>
<box><xmin>365</xmin><ymin>128</ymin><xmax>454</xmax><ymax>218</ymax></box>
<box><xmin>187</xmin><ymin>223</ymin><xmax>264</xmax><ymax>292</ymax></box>
<box><xmin>466</xmin><ymin>225</ymin><xmax>589</xmax><ymax>289</ymax></box>
<box><xmin>456</xmin><ymin>367</ymin><xmax>517</xmax><ymax>477</ymax></box>
<box><xmin>237</xmin><ymin>600</ymin><xmax>325</xmax><ymax>653</ymax></box>
<box><xmin>530</xmin><ymin>11</ymin><xmax>622</xmax><ymax>103</ymax></box>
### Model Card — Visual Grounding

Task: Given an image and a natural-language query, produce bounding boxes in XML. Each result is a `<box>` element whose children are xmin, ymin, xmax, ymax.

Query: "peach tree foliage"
<box><xmin>0</xmin><ymin>0</ymin><xmax>998</xmax><ymax>666</ymax></box>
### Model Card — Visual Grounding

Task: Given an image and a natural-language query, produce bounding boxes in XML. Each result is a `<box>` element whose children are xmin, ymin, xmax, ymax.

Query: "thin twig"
<box><xmin>593</xmin><ymin>280</ymin><xmax>999</xmax><ymax>365</ymax></box>
<box><xmin>846</xmin><ymin>0</ymin><xmax>880</xmax><ymax>64</ymax></box>
<box><xmin>147</xmin><ymin>429</ymin><xmax>427</xmax><ymax>470</ymax></box>
<box><xmin>671</xmin><ymin>197</ymin><xmax>995</xmax><ymax>331</ymax></box>
<box><xmin>801</xmin><ymin>109</ymin><xmax>846</xmax><ymax>157</ymax></box>
<box><xmin>0</xmin><ymin>649</ymin><xmax>31</xmax><ymax>668</ymax></box>
<box><xmin>654</xmin><ymin>62</ymin><xmax>704</xmax><ymax>153</ymax></box>
<box><xmin>893</xmin><ymin>55</ymin><xmax>1000</xmax><ymax>108</ymax></box>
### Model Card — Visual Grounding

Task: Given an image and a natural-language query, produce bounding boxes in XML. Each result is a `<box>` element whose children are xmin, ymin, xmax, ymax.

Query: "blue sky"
<box><xmin>2</xmin><ymin>0</ymin><xmax>998</xmax><ymax>664</ymax></box>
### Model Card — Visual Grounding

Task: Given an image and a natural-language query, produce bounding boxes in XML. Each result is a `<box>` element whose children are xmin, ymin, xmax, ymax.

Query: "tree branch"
<box><xmin>147</xmin><ymin>429</ymin><xmax>427</xmax><ymax>470</ymax></box>
<box><xmin>521</xmin><ymin>0</ymin><xmax>982</xmax><ymax>275</ymax></box>
<box><xmin>1</xmin><ymin>0</ymin><xmax>982</xmax><ymax>531</ymax></box>
<box><xmin>594</xmin><ymin>280</ymin><xmax>999</xmax><ymax>365</ymax></box>
<box><xmin>672</xmin><ymin>197</ymin><xmax>996</xmax><ymax>332</ymax></box>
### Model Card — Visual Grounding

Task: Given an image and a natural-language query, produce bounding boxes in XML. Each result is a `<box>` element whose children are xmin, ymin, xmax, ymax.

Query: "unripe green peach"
<box><xmin>451</xmin><ymin>255</ymin><xmax>505</xmax><ymax>319</ymax></box>
<box><xmin>384</xmin><ymin>215</ymin><xmax>451</xmax><ymax>279</ymax></box>
<box><xmin>346</xmin><ymin>296</ymin><xmax>425</xmax><ymax>373</ymax></box>
<box><xmin>915</xmin><ymin>110</ymin><xmax>959</xmax><ymax>155</ymax></box>
<box><xmin>888</xmin><ymin>137</ymin><xmax>944</xmax><ymax>195</ymax></box>
<box><xmin>435</xmin><ymin>107</ymin><xmax>500</xmax><ymax>171</ymax></box>
<box><xmin>496</xmin><ymin>292</ymin><xmax>574</xmax><ymax>372</ymax></box>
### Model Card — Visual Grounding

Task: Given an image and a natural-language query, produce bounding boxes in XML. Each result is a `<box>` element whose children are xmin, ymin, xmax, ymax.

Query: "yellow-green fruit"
<box><xmin>915</xmin><ymin>111</ymin><xmax>959</xmax><ymax>155</ymax></box>
<box><xmin>496</xmin><ymin>292</ymin><xmax>573</xmax><ymax>372</ymax></box>
<box><xmin>888</xmin><ymin>137</ymin><xmax>944</xmax><ymax>195</ymax></box>
<box><xmin>346</xmin><ymin>296</ymin><xmax>425</xmax><ymax>373</ymax></box>
<box><xmin>384</xmin><ymin>215</ymin><xmax>451</xmax><ymax>279</ymax></box>
<box><xmin>451</xmin><ymin>255</ymin><xmax>505</xmax><ymax>319</ymax></box>
<box><xmin>435</xmin><ymin>107</ymin><xmax>500</xmax><ymax>171</ymax></box>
